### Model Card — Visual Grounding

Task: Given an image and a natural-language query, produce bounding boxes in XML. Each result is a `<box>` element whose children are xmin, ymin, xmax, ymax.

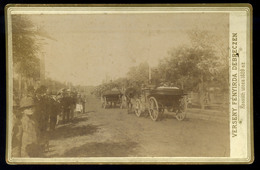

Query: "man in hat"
<box><xmin>125</xmin><ymin>86</ymin><xmax>137</xmax><ymax>114</ymax></box>
<box><xmin>26</xmin><ymin>85</ymin><xmax>35</xmax><ymax>98</ymax></box>
<box><xmin>11</xmin><ymin>98</ymin><xmax>22</xmax><ymax>157</ymax></box>
<box><xmin>35</xmin><ymin>85</ymin><xmax>49</xmax><ymax>152</ymax></box>
<box><xmin>69</xmin><ymin>90</ymin><xmax>77</xmax><ymax>120</ymax></box>
<box><xmin>82</xmin><ymin>94</ymin><xmax>86</xmax><ymax>113</ymax></box>
<box><xmin>56</xmin><ymin>91</ymin><xmax>63</xmax><ymax>124</ymax></box>
<box><xmin>19</xmin><ymin>96</ymin><xmax>41</xmax><ymax>157</ymax></box>
<box><xmin>49</xmin><ymin>94</ymin><xmax>60</xmax><ymax>131</ymax></box>
<box><xmin>60</xmin><ymin>90</ymin><xmax>71</xmax><ymax>123</ymax></box>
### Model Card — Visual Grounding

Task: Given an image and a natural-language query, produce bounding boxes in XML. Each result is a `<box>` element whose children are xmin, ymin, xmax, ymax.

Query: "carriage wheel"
<box><xmin>176</xmin><ymin>110</ymin><xmax>186</xmax><ymax>121</ymax></box>
<box><xmin>148</xmin><ymin>97</ymin><xmax>160</xmax><ymax>121</ymax></box>
<box><xmin>135</xmin><ymin>99</ymin><xmax>142</xmax><ymax>117</ymax></box>
<box><xmin>176</xmin><ymin>97</ymin><xmax>187</xmax><ymax>121</ymax></box>
<box><xmin>102</xmin><ymin>97</ymin><xmax>107</xmax><ymax>109</ymax></box>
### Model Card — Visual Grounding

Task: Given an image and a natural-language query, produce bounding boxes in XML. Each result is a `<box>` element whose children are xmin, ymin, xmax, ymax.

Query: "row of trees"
<box><xmin>12</xmin><ymin>15</ymin><xmax>67</xmax><ymax>100</ymax></box>
<box><xmin>12</xmin><ymin>15</ymin><xmax>228</xmax><ymax>109</ymax></box>
<box><xmin>94</xmin><ymin>30</ymin><xmax>229</xmax><ymax>109</ymax></box>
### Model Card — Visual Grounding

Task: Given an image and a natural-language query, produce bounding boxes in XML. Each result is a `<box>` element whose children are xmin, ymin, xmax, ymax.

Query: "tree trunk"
<box><xmin>24</xmin><ymin>77</ymin><xmax>28</xmax><ymax>96</ymax></box>
<box><xmin>199</xmin><ymin>75</ymin><xmax>205</xmax><ymax>110</ymax></box>
<box><xmin>18</xmin><ymin>73</ymin><xmax>22</xmax><ymax>100</ymax></box>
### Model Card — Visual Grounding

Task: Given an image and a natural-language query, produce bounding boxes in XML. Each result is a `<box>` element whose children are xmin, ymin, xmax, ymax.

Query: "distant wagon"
<box><xmin>101</xmin><ymin>88</ymin><xmax>123</xmax><ymax>109</ymax></box>
<box><xmin>134</xmin><ymin>86</ymin><xmax>187</xmax><ymax>121</ymax></box>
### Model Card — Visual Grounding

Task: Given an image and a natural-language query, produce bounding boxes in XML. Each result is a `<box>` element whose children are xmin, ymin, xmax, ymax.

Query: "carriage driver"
<box><xmin>125</xmin><ymin>85</ymin><xmax>137</xmax><ymax>113</ymax></box>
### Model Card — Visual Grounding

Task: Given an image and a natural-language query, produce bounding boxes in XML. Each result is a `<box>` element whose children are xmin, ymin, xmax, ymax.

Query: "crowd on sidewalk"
<box><xmin>11</xmin><ymin>85</ymin><xmax>86</xmax><ymax>157</ymax></box>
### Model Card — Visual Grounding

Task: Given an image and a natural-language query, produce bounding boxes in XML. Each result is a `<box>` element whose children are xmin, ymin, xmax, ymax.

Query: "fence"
<box><xmin>187</xmin><ymin>91</ymin><xmax>229</xmax><ymax>110</ymax></box>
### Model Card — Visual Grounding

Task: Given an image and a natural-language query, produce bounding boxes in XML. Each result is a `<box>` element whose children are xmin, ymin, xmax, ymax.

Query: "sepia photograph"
<box><xmin>5</xmin><ymin>5</ymin><xmax>253</xmax><ymax>164</ymax></box>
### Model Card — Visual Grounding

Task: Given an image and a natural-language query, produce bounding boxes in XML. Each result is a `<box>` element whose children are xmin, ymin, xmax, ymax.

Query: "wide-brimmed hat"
<box><xmin>27</xmin><ymin>85</ymin><xmax>35</xmax><ymax>93</ymax></box>
<box><xmin>20</xmin><ymin>97</ymin><xmax>35</xmax><ymax>109</ymax></box>
<box><xmin>35</xmin><ymin>85</ymin><xmax>47</xmax><ymax>94</ymax></box>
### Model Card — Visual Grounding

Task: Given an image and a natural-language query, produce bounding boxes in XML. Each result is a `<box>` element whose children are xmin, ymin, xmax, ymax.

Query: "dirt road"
<box><xmin>46</xmin><ymin>95</ymin><xmax>229</xmax><ymax>157</ymax></box>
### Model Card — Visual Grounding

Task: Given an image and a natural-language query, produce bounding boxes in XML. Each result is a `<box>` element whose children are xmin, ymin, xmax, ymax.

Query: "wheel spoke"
<box><xmin>148</xmin><ymin>97</ymin><xmax>159</xmax><ymax>121</ymax></box>
<box><xmin>175</xmin><ymin>97</ymin><xmax>187</xmax><ymax>121</ymax></box>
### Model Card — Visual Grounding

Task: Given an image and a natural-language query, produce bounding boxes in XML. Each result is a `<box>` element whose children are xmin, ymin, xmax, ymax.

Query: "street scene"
<box><xmin>9</xmin><ymin>11</ymin><xmax>230</xmax><ymax>159</ymax></box>
<box><xmin>44</xmin><ymin>95</ymin><xmax>229</xmax><ymax>157</ymax></box>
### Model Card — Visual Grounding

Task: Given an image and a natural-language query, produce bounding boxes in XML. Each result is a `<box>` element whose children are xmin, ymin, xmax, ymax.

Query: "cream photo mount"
<box><xmin>5</xmin><ymin>4</ymin><xmax>253</xmax><ymax>164</ymax></box>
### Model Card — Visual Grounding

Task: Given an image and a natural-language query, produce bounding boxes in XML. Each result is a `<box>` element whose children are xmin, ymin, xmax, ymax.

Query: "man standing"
<box><xmin>82</xmin><ymin>94</ymin><xmax>86</xmax><ymax>113</ymax></box>
<box><xmin>12</xmin><ymin>99</ymin><xmax>22</xmax><ymax>157</ymax></box>
<box><xmin>69</xmin><ymin>91</ymin><xmax>77</xmax><ymax>119</ymax></box>
<box><xmin>125</xmin><ymin>86</ymin><xmax>137</xmax><ymax>114</ymax></box>
<box><xmin>35</xmin><ymin>85</ymin><xmax>49</xmax><ymax>152</ymax></box>
<box><xmin>60</xmin><ymin>90</ymin><xmax>71</xmax><ymax>123</ymax></box>
<box><xmin>20</xmin><ymin>96</ymin><xmax>41</xmax><ymax>157</ymax></box>
<box><xmin>49</xmin><ymin>94</ymin><xmax>60</xmax><ymax>131</ymax></box>
<box><xmin>76</xmin><ymin>94</ymin><xmax>83</xmax><ymax>113</ymax></box>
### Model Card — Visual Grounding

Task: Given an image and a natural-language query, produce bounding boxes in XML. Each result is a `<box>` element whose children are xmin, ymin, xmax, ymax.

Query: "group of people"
<box><xmin>12</xmin><ymin>85</ymin><xmax>86</xmax><ymax>157</ymax></box>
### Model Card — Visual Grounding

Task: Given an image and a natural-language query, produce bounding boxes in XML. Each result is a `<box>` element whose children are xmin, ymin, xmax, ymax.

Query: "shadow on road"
<box><xmin>51</xmin><ymin>141</ymin><xmax>138</xmax><ymax>157</ymax></box>
<box><xmin>70</xmin><ymin>115</ymin><xmax>89</xmax><ymax>124</ymax></box>
<box><xmin>84</xmin><ymin>110</ymin><xmax>96</xmax><ymax>114</ymax></box>
<box><xmin>50</xmin><ymin>123</ymin><xmax>99</xmax><ymax>140</ymax></box>
<box><xmin>162</xmin><ymin>113</ymin><xmax>176</xmax><ymax>120</ymax></box>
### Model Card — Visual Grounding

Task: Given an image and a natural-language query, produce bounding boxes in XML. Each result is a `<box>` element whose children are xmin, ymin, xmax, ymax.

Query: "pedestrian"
<box><xmin>120</xmin><ymin>94</ymin><xmax>127</xmax><ymax>109</ymax></box>
<box><xmin>56</xmin><ymin>92</ymin><xmax>63</xmax><ymax>124</ymax></box>
<box><xmin>49</xmin><ymin>94</ymin><xmax>60</xmax><ymax>131</ymax></box>
<box><xmin>70</xmin><ymin>91</ymin><xmax>77</xmax><ymax>119</ymax></box>
<box><xmin>60</xmin><ymin>90</ymin><xmax>71</xmax><ymax>123</ymax></box>
<box><xmin>11</xmin><ymin>99</ymin><xmax>22</xmax><ymax>157</ymax></box>
<box><xmin>35</xmin><ymin>85</ymin><xmax>49</xmax><ymax>152</ymax></box>
<box><xmin>125</xmin><ymin>86</ymin><xmax>137</xmax><ymax>114</ymax></box>
<box><xmin>76</xmin><ymin>94</ymin><xmax>83</xmax><ymax>114</ymax></box>
<box><xmin>26</xmin><ymin>85</ymin><xmax>35</xmax><ymax>98</ymax></box>
<box><xmin>19</xmin><ymin>96</ymin><xmax>41</xmax><ymax>157</ymax></box>
<box><xmin>82</xmin><ymin>94</ymin><xmax>86</xmax><ymax>113</ymax></box>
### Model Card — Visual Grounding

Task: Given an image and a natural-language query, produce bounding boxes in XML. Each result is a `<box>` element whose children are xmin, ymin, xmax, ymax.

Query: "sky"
<box><xmin>25</xmin><ymin>12</ymin><xmax>228</xmax><ymax>86</ymax></box>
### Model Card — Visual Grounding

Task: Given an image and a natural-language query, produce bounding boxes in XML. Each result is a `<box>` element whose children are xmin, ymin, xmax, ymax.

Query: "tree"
<box><xmin>127</xmin><ymin>62</ymin><xmax>149</xmax><ymax>87</ymax></box>
<box><xmin>12</xmin><ymin>15</ymin><xmax>40</xmax><ymax>79</ymax></box>
<box><xmin>112</xmin><ymin>77</ymin><xmax>129</xmax><ymax>93</ymax></box>
<box><xmin>158</xmin><ymin>30</ymin><xmax>229</xmax><ymax>109</ymax></box>
<box><xmin>12</xmin><ymin>15</ymin><xmax>48</xmax><ymax>98</ymax></box>
<box><xmin>188</xmin><ymin>29</ymin><xmax>229</xmax><ymax>90</ymax></box>
<box><xmin>94</xmin><ymin>62</ymin><xmax>150</xmax><ymax>97</ymax></box>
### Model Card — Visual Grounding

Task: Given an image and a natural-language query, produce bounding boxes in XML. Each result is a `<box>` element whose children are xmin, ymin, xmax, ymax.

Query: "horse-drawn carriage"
<box><xmin>101</xmin><ymin>89</ymin><xmax>123</xmax><ymax>109</ymax></box>
<box><xmin>134</xmin><ymin>86</ymin><xmax>187</xmax><ymax>121</ymax></box>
